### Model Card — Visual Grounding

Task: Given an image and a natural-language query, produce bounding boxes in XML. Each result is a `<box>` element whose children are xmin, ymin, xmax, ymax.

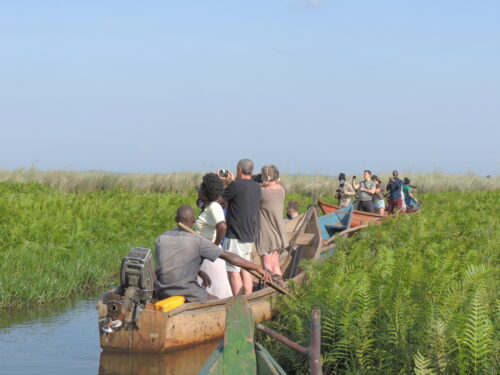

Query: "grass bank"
<box><xmin>1</xmin><ymin>168</ymin><xmax>498</xmax><ymax>195</ymax></box>
<box><xmin>0</xmin><ymin>182</ymin><xmax>197</xmax><ymax>308</ymax></box>
<box><xmin>265</xmin><ymin>190</ymin><xmax>499</xmax><ymax>374</ymax></box>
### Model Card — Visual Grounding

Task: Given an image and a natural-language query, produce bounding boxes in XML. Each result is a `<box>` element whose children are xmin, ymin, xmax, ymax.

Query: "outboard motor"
<box><xmin>102</xmin><ymin>247</ymin><xmax>155</xmax><ymax>331</ymax></box>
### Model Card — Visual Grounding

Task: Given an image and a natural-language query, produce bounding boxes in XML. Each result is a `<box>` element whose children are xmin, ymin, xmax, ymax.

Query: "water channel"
<box><xmin>0</xmin><ymin>296</ymin><xmax>218</xmax><ymax>375</ymax></box>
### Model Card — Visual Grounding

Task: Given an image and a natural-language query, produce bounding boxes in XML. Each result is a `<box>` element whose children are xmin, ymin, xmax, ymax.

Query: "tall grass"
<box><xmin>264</xmin><ymin>190</ymin><xmax>499</xmax><ymax>374</ymax></box>
<box><xmin>1</xmin><ymin>168</ymin><xmax>498</xmax><ymax>195</ymax></box>
<box><xmin>0</xmin><ymin>182</ymin><xmax>197</xmax><ymax>308</ymax></box>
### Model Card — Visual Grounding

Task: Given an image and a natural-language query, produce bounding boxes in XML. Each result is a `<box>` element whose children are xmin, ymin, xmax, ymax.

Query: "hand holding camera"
<box><xmin>218</xmin><ymin>169</ymin><xmax>234</xmax><ymax>184</ymax></box>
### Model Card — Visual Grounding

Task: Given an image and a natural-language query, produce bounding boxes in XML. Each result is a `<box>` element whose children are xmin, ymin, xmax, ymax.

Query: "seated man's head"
<box><xmin>236</xmin><ymin>159</ymin><xmax>254</xmax><ymax>178</ymax></box>
<box><xmin>287</xmin><ymin>201</ymin><xmax>299</xmax><ymax>219</ymax></box>
<box><xmin>363</xmin><ymin>170</ymin><xmax>372</xmax><ymax>181</ymax></box>
<box><xmin>198</xmin><ymin>173</ymin><xmax>224</xmax><ymax>204</ymax></box>
<box><xmin>175</xmin><ymin>205</ymin><xmax>195</xmax><ymax>228</ymax></box>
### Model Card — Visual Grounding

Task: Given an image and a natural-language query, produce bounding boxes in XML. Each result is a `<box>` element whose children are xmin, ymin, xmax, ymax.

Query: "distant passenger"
<box><xmin>386</xmin><ymin>170</ymin><xmax>404</xmax><ymax>214</ymax></box>
<box><xmin>285</xmin><ymin>201</ymin><xmax>300</xmax><ymax>221</ymax></box>
<box><xmin>154</xmin><ymin>205</ymin><xmax>271</xmax><ymax>303</ymax></box>
<box><xmin>403</xmin><ymin>177</ymin><xmax>420</xmax><ymax>211</ymax></box>
<box><xmin>194</xmin><ymin>173</ymin><xmax>233</xmax><ymax>299</ymax></box>
<box><xmin>352</xmin><ymin>170</ymin><xmax>376</xmax><ymax>213</ymax></box>
<box><xmin>336</xmin><ymin>173</ymin><xmax>356</xmax><ymax>207</ymax></box>
<box><xmin>371</xmin><ymin>175</ymin><xmax>386</xmax><ymax>215</ymax></box>
<box><xmin>218</xmin><ymin>159</ymin><xmax>262</xmax><ymax>296</ymax></box>
<box><xmin>255</xmin><ymin>165</ymin><xmax>289</xmax><ymax>281</ymax></box>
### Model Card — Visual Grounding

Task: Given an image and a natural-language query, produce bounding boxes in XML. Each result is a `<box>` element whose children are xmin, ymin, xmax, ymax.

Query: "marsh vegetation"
<box><xmin>265</xmin><ymin>191</ymin><xmax>499</xmax><ymax>374</ymax></box>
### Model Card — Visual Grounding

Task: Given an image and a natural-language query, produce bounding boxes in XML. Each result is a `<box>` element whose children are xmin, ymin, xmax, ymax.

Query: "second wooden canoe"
<box><xmin>317</xmin><ymin>199</ymin><xmax>386</xmax><ymax>228</ymax></box>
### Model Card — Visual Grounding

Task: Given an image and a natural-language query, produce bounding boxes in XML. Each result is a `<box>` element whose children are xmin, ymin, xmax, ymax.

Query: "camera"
<box><xmin>218</xmin><ymin>169</ymin><xmax>228</xmax><ymax>177</ymax></box>
<box><xmin>252</xmin><ymin>174</ymin><xmax>263</xmax><ymax>184</ymax></box>
<box><xmin>335</xmin><ymin>188</ymin><xmax>341</xmax><ymax>199</ymax></box>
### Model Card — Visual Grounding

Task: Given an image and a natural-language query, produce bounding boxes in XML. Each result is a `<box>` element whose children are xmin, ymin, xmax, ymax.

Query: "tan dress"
<box><xmin>255</xmin><ymin>187</ymin><xmax>289</xmax><ymax>256</ymax></box>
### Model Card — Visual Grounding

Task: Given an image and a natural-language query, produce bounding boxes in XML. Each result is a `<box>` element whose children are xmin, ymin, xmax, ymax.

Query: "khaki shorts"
<box><xmin>223</xmin><ymin>238</ymin><xmax>253</xmax><ymax>272</ymax></box>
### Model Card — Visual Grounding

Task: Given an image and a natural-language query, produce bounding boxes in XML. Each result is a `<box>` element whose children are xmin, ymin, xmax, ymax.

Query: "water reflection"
<box><xmin>0</xmin><ymin>298</ymin><xmax>100</xmax><ymax>375</ymax></box>
<box><xmin>0</xmin><ymin>296</ymin><xmax>220</xmax><ymax>375</ymax></box>
<box><xmin>99</xmin><ymin>341</ymin><xmax>219</xmax><ymax>375</ymax></box>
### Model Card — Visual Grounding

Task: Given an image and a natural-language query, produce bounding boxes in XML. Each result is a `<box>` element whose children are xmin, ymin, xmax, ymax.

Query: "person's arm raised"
<box><xmin>352</xmin><ymin>181</ymin><xmax>360</xmax><ymax>190</ymax></box>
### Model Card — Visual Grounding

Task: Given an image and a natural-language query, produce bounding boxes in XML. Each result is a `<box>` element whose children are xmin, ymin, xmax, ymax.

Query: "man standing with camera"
<box><xmin>218</xmin><ymin>159</ymin><xmax>262</xmax><ymax>296</ymax></box>
<box><xmin>336</xmin><ymin>173</ymin><xmax>356</xmax><ymax>207</ymax></box>
<box><xmin>352</xmin><ymin>170</ymin><xmax>376</xmax><ymax>213</ymax></box>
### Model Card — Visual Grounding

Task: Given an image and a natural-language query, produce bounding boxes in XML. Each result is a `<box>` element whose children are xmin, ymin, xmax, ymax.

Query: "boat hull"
<box><xmin>98</xmin><ymin>288</ymin><xmax>275</xmax><ymax>353</ymax></box>
<box><xmin>317</xmin><ymin>200</ymin><xmax>386</xmax><ymax>227</ymax></box>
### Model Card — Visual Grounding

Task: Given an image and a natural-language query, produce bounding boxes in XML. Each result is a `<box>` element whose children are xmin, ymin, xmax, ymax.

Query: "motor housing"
<box><xmin>120</xmin><ymin>247</ymin><xmax>155</xmax><ymax>303</ymax></box>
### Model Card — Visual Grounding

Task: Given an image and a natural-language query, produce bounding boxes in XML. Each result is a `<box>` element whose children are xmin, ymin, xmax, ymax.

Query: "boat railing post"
<box><xmin>309</xmin><ymin>308</ymin><xmax>322</xmax><ymax>375</ymax></box>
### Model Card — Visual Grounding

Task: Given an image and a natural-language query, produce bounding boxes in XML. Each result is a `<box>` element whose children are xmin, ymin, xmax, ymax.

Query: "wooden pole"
<box><xmin>309</xmin><ymin>309</ymin><xmax>322</xmax><ymax>375</ymax></box>
<box><xmin>256</xmin><ymin>324</ymin><xmax>308</xmax><ymax>355</ymax></box>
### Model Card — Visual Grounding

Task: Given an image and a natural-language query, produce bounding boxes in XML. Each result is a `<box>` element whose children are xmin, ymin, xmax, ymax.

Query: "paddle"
<box><xmin>177</xmin><ymin>222</ymin><xmax>291</xmax><ymax>296</ymax></box>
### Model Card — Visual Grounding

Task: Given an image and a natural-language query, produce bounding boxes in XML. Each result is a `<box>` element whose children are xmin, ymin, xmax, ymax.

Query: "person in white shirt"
<box><xmin>194</xmin><ymin>173</ymin><xmax>233</xmax><ymax>299</ymax></box>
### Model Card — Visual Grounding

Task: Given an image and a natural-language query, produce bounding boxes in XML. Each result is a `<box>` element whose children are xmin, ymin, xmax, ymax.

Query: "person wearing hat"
<box><xmin>336</xmin><ymin>173</ymin><xmax>356</xmax><ymax>207</ymax></box>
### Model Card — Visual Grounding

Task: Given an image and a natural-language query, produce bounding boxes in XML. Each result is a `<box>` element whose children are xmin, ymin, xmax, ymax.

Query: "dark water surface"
<box><xmin>0</xmin><ymin>297</ymin><xmax>218</xmax><ymax>375</ymax></box>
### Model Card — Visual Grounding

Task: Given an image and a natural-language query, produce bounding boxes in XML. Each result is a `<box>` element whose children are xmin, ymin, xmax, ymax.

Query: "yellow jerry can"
<box><xmin>154</xmin><ymin>296</ymin><xmax>186</xmax><ymax>312</ymax></box>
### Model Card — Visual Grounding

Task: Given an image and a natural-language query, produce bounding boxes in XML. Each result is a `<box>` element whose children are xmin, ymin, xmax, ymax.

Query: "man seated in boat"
<box><xmin>154</xmin><ymin>205</ymin><xmax>272</xmax><ymax>303</ymax></box>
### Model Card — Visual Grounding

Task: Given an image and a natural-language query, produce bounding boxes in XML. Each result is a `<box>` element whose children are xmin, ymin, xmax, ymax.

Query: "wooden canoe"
<box><xmin>317</xmin><ymin>199</ymin><xmax>386</xmax><ymax>228</ymax></box>
<box><xmin>317</xmin><ymin>202</ymin><xmax>353</xmax><ymax>240</ymax></box>
<box><xmin>97</xmin><ymin>206</ymin><xmax>322</xmax><ymax>353</ymax></box>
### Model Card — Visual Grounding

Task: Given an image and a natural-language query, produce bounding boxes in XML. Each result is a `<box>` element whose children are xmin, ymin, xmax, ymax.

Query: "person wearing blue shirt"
<box><xmin>386</xmin><ymin>170</ymin><xmax>404</xmax><ymax>214</ymax></box>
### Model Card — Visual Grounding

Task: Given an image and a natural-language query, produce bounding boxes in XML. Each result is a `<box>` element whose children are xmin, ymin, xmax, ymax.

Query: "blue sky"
<box><xmin>1</xmin><ymin>0</ymin><xmax>499</xmax><ymax>176</ymax></box>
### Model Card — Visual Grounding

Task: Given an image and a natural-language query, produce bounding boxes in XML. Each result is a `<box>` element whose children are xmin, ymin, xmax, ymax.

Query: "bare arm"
<box><xmin>197</xmin><ymin>270</ymin><xmax>211</xmax><ymax>288</ymax></box>
<box><xmin>214</xmin><ymin>222</ymin><xmax>227</xmax><ymax>245</ymax></box>
<box><xmin>219</xmin><ymin>252</ymin><xmax>272</xmax><ymax>282</ymax></box>
<box><xmin>364</xmin><ymin>187</ymin><xmax>376</xmax><ymax>194</ymax></box>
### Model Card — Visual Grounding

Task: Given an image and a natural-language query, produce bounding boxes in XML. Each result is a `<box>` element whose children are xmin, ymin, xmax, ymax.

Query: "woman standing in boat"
<box><xmin>371</xmin><ymin>175</ymin><xmax>386</xmax><ymax>215</ymax></box>
<box><xmin>255</xmin><ymin>165</ymin><xmax>289</xmax><ymax>281</ymax></box>
<box><xmin>194</xmin><ymin>173</ymin><xmax>233</xmax><ymax>299</ymax></box>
